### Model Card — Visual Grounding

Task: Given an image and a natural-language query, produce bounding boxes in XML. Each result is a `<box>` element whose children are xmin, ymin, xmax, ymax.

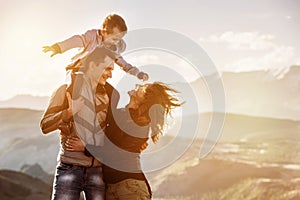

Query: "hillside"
<box><xmin>0</xmin><ymin>108</ymin><xmax>60</xmax><ymax>172</ymax></box>
<box><xmin>0</xmin><ymin>95</ymin><xmax>49</xmax><ymax>111</ymax></box>
<box><xmin>147</xmin><ymin>127</ymin><xmax>300</xmax><ymax>199</ymax></box>
<box><xmin>0</xmin><ymin>169</ymin><xmax>51</xmax><ymax>200</ymax></box>
<box><xmin>1</xmin><ymin>108</ymin><xmax>299</xmax><ymax>172</ymax></box>
<box><xmin>1</xmin><ymin>108</ymin><xmax>300</xmax><ymax>199</ymax></box>
<box><xmin>150</xmin><ymin>158</ymin><xmax>300</xmax><ymax>199</ymax></box>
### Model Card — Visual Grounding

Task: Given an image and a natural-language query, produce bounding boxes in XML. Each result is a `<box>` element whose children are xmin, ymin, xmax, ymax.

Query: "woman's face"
<box><xmin>128</xmin><ymin>84</ymin><xmax>147</xmax><ymax>107</ymax></box>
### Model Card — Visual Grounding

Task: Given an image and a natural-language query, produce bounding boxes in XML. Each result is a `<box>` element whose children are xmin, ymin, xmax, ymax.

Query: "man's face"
<box><xmin>96</xmin><ymin>56</ymin><xmax>114</xmax><ymax>85</ymax></box>
<box><xmin>102</xmin><ymin>27</ymin><xmax>126</xmax><ymax>47</ymax></box>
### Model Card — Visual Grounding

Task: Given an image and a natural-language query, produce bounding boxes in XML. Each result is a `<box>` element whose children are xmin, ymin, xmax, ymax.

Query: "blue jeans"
<box><xmin>52</xmin><ymin>162</ymin><xmax>105</xmax><ymax>200</ymax></box>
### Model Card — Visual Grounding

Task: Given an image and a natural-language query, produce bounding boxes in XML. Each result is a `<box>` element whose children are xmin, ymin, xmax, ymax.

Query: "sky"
<box><xmin>0</xmin><ymin>0</ymin><xmax>299</xmax><ymax>100</ymax></box>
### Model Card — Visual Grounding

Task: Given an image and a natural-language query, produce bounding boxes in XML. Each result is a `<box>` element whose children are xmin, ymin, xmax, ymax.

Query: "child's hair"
<box><xmin>101</xmin><ymin>13</ymin><xmax>127</xmax><ymax>34</ymax></box>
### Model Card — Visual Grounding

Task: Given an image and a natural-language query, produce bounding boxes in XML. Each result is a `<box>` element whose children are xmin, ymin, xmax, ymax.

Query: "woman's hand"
<box><xmin>65</xmin><ymin>137</ymin><xmax>85</xmax><ymax>152</ymax></box>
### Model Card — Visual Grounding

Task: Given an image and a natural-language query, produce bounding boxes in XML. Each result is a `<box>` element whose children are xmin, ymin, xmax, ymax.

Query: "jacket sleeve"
<box><xmin>56</xmin><ymin>35</ymin><xmax>84</xmax><ymax>54</ymax></box>
<box><xmin>115</xmin><ymin>56</ymin><xmax>148</xmax><ymax>80</ymax></box>
<box><xmin>40</xmin><ymin>85</ymin><xmax>69</xmax><ymax>134</ymax></box>
<box><xmin>56</xmin><ymin>29</ymin><xmax>96</xmax><ymax>53</ymax></box>
<box><xmin>114</xmin><ymin>40</ymin><xmax>147</xmax><ymax>80</ymax></box>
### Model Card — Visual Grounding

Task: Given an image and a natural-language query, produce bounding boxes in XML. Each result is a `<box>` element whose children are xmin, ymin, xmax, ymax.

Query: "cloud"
<box><xmin>224</xmin><ymin>45</ymin><xmax>296</xmax><ymax>78</ymax></box>
<box><xmin>199</xmin><ymin>31</ymin><xmax>299</xmax><ymax>78</ymax></box>
<box><xmin>203</xmin><ymin>31</ymin><xmax>276</xmax><ymax>51</ymax></box>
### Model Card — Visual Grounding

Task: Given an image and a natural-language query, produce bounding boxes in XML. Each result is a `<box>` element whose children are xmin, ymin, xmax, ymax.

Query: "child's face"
<box><xmin>102</xmin><ymin>27</ymin><xmax>126</xmax><ymax>48</ymax></box>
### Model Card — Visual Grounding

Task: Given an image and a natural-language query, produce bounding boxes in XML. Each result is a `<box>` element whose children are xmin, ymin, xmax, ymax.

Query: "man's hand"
<box><xmin>66</xmin><ymin>92</ymin><xmax>85</xmax><ymax>115</ymax></box>
<box><xmin>65</xmin><ymin>137</ymin><xmax>85</xmax><ymax>152</ymax></box>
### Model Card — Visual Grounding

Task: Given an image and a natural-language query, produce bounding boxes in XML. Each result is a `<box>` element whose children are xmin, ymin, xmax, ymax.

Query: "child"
<box><xmin>43</xmin><ymin>13</ymin><xmax>148</xmax><ymax>81</ymax></box>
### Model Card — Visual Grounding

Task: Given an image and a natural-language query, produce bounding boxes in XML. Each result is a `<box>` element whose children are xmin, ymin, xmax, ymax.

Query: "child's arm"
<box><xmin>43</xmin><ymin>35</ymin><xmax>84</xmax><ymax>57</ymax></box>
<box><xmin>43</xmin><ymin>30</ymin><xmax>96</xmax><ymax>57</ymax></box>
<box><xmin>115</xmin><ymin>56</ymin><xmax>149</xmax><ymax>81</ymax></box>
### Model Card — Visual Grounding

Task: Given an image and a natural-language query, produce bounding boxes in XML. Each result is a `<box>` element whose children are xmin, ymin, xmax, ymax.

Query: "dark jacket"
<box><xmin>86</xmin><ymin>107</ymin><xmax>150</xmax><ymax>183</ymax></box>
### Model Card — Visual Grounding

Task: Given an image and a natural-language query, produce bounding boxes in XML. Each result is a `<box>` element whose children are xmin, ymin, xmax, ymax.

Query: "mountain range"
<box><xmin>0</xmin><ymin>66</ymin><xmax>299</xmax><ymax>120</ymax></box>
<box><xmin>1</xmin><ymin>108</ymin><xmax>300</xmax><ymax>199</ymax></box>
<box><xmin>173</xmin><ymin>65</ymin><xmax>300</xmax><ymax>120</ymax></box>
<box><xmin>0</xmin><ymin>95</ymin><xmax>49</xmax><ymax>111</ymax></box>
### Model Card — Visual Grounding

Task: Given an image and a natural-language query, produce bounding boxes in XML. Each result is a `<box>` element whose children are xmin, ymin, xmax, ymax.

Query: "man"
<box><xmin>40</xmin><ymin>47</ymin><xmax>118</xmax><ymax>200</ymax></box>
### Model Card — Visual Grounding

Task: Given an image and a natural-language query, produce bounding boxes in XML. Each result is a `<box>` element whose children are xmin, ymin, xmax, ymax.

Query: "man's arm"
<box><xmin>40</xmin><ymin>86</ymin><xmax>85</xmax><ymax>134</ymax></box>
<box><xmin>40</xmin><ymin>85</ymin><xmax>69</xmax><ymax>134</ymax></box>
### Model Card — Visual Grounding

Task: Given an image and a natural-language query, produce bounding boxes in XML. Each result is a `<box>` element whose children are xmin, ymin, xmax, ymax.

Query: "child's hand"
<box><xmin>142</xmin><ymin>73</ymin><xmax>149</xmax><ymax>82</ymax></box>
<box><xmin>42</xmin><ymin>46</ymin><xmax>56</xmax><ymax>57</ymax></box>
<box><xmin>137</xmin><ymin>72</ymin><xmax>149</xmax><ymax>82</ymax></box>
<box><xmin>42</xmin><ymin>44</ymin><xmax>61</xmax><ymax>57</ymax></box>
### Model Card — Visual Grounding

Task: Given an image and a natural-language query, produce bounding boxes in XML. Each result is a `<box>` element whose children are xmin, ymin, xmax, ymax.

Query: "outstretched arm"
<box><xmin>42</xmin><ymin>31</ymin><xmax>90</xmax><ymax>56</ymax></box>
<box><xmin>115</xmin><ymin>56</ymin><xmax>149</xmax><ymax>81</ymax></box>
<box><xmin>42</xmin><ymin>43</ymin><xmax>62</xmax><ymax>57</ymax></box>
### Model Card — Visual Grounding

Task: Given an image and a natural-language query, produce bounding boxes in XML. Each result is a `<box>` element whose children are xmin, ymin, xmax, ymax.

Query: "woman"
<box><xmin>66</xmin><ymin>82</ymin><xmax>183</xmax><ymax>199</ymax></box>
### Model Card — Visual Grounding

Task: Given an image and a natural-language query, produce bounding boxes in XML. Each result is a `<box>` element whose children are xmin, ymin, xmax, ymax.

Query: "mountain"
<box><xmin>21</xmin><ymin>163</ymin><xmax>53</xmax><ymax>185</ymax></box>
<box><xmin>0</xmin><ymin>169</ymin><xmax>51</xmax><ymax>200</ymax></box>
<box><xmin>150</xmin><ymin>157</ymin><xmax>300</xmax><ymax>199</ymax></box>
<box><xmin>0</xmin><ymin>65</ymin><xmax>299</xmax><ymax>120</ymax></box>
<box><xmin>1</xmin><ymin>108</ymin><xmax>300</xmax><ymax>199</ymax></box>
<box><xmin>171</xmin><ymin>65</ymin><xmax>300</xmax><ymax>120</ymax></box>
<box><xmin>1</xmin><ymin>108</ymin><xmax>299</xmax><ymax>173</ymax></box>
<box><xmin>0</xmin><ymin>95</ymin><xmax>49</xmax><ymax>111</ymax></box>
<box><xmin>220</xmin><ymin>65</ymin><xmax>300</xmax><ymax>120</ymax></box>
<box><xmin>145</xmin><ymin>118</ymin><xmax>300</xmax><ymax>199</ymax></box>
<box><xmin>0</xmin><ymin>108</ymin><xmax>60</xmax><ymax>173</ymax></box>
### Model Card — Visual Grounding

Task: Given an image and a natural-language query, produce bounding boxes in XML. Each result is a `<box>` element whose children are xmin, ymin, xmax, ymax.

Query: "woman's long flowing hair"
<box><xmin>133</xmin><ymin>82</ymin><xmax>184</xmax><ymax>143</ymax></box>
